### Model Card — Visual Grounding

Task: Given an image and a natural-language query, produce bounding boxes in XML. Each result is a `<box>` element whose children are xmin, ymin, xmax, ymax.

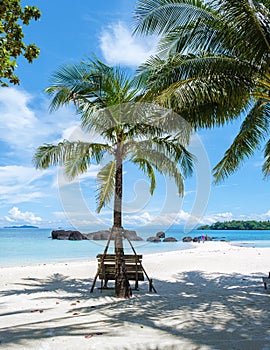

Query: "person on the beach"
<box><xmin>202</xmin><ymin>235</ymin><xmax>205</xmax><ymax>243</ymax></box>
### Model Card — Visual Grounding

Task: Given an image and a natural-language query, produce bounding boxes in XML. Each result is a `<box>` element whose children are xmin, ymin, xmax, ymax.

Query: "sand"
<box><xmin>0</xmin><ymin>241</ymin><xmax>269</xmax><ymax>350</ymax></box>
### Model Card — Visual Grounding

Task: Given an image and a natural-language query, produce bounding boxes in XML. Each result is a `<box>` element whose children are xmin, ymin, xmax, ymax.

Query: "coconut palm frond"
<box><xmin>138</xmin><ymin>136</ymin><xmax>194</xmax><ymax>177</ymax></box>
<box><xmin>33</xmin><ymin>141</ymin><xmax>78</xmax><ymax>169</ymax></box>
<box><xmin>215</xmin><ymin>0</ymin><xmax>270</xmax><ymax>63</ymax></box>
<box><xmin>213</xmin><ymin>101</ymin><xmax>270</xmax><ymax>183</ymax></box>
<box><xmin>133</xmin><ymin>0</ymin><xmax>212</xmax><ymax>37</ymax></box>
<box><xmin>132</xmin><ymin>0</ymin><xmax>270</xmax><ymax>189</ymax></box>
<box><xmin>45</xmin><ymin>63</ymin><xmax>102</xmax><ymax>112</ymax></box>
<box><xmin>137</xmin><ymin>53</ymin><xmax>255</xmax><ymax>122</ymax></box>
<box><xmin>64</xmin><ymin>142</ymin><xmax>109</xmax><ymax>179</ymax></box>
<box><xmin>263</xmin><ymin>138</ymin><xmax>270</xmax><ymax>178</ymax></box>
<box><xmin>96</xmin><ymin>161</ymin><xmax>116</xmax><ymax>212</ymax></box>
<box><xmin>131</xmin><ymin>143</ymin><xmax>185</xmax><ymax>195</ymax></box>
<box><xmin>33</xmin><ymin>141</ymin><xmax>109</xmax><ymax>179</ymax></box>
<box><xmin>131</xmin><ymin>157</ymin><xmax>156</xmax><ymax>194</ymax></box>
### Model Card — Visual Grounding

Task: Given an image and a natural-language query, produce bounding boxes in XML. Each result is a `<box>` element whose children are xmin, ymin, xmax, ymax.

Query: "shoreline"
<box><xmin>1</xmin><ymin>238</ymin><xmax>270</xmax><ymax>268</ymax></box>
<box><xmin>1</xmin><ymin>242</ymin><xmax>269</xmax><ymax>349</ymax></box>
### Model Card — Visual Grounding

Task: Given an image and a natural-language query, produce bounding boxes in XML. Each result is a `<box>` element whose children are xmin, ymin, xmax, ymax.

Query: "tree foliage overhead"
<box><xmin>0</xmin><ymin>0</ymin><xmax>41</xmax><ymax>86</ymax></box>
<box><xmin>134</xmin><ymin>0</ymin><xmax>270</xmax><ymax>182</ymax></box>
<box><xmin>33</xmin><ymin>57</ymin><xmax>194</xmax><ymax>298</ymax></box>
<box><xmin>34</xmin><ymin>58</ymin><xmax>194</xmax><ymax>212</ymax></box>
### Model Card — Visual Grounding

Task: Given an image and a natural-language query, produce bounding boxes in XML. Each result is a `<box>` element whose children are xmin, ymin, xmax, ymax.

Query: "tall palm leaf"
<box><xmin>134</xmin><ymin>0</ymin><xmax>270</xmax><ymax>180</ymax></box>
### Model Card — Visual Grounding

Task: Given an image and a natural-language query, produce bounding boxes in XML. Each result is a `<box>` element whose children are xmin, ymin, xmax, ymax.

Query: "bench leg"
<box><xmin>264</xmin><ymin>282</ymin><xmax>267</xmax><ymax>290</ymax></box>
<box><xmin>149</xmin><ymin>278</ymin><xmax>153</xmax><ymax>292</ymax></box>
<box><xmin>135</xmin><ymin>280</ymin><xmax>139</xmax><ymax>290</ymax></box>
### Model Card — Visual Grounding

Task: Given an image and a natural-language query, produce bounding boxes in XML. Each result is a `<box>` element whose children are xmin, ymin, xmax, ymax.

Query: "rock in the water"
<box><xmin>69</xmin><ymin>231</ymin><xmax>86</xmax><ymax>240</ymax></box>
<box><xmin>182</xmin><ymin>236</ymin><xmax>193</xmax><ymax>242</ymax></box>
<box><xmin>163</xmin><ymin>237</ymin><xmax>177</xmax><ymax>242</ymax></box>
<box><xmin>84</xmin><ymin>230</ymin><xmax>110</xmax><ymax>240</ymax></box>
<box><xmin>156</xmin><ymin>231</ymin><xmax>165</xmax><ymax>239</ymax></box>
<box><xmin>124</xmin><ymin>229</ymin><xmax>143</xmax><ymax>241</ymax></box>
<box><xmin>52</xmin><ymin>228</ymin><xmax>143</xmax><ymax>241</ymax></box>
<box><xmin>51</xmin><ymin>230</ymin><xmax>87</xmax><ymax>240</ymax></box>
<box><xmin>84</xmin><ymin>229</ymin><xmax>143</xmax><ymax>241</ymax></box>
<box><xmin>147</xmin><ymin>236</ymin><xmax>161</xmax><ymax>242</ymax></box>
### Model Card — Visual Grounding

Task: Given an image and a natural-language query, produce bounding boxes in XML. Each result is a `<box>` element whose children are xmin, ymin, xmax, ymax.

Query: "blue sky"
<box><xmin>0</xmin><ymin>0</ymin><xmax>269</xmax><ymax>232</ymax></box>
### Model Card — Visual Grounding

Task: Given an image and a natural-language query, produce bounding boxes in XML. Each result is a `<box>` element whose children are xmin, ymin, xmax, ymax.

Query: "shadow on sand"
<box><xmin>0</xmin><ymin>270</ymin><xmax>269</xmax><ymax>349</ymax></box>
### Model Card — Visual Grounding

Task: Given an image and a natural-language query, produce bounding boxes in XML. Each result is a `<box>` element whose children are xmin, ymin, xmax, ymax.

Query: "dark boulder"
<box><xmin>156</xmin><ymin>231</ymin><xmax>165</xmax><ymax>239</ymax></box>
<box><xmin>52</xmin><ymin>230</ymin><xmax>87</xmax><ymax>240</ymax></box>
<box><xmin>69</xmin><ymin>231</ymin><xmax>86</xmax><ymax>240</ymax></box>
<box><xmin>84</xmin><ymin>230</ymin><xmax>110</xmax><ymax>240</ymax></box>
<box><xmin>84</xmin><ymin>229</ymin><xmax>143</xmax><ymax>241</ymax></box>
<box><xmin>147</xmin><ymin>236</ymin><xmax>161</xmax><ymax>243</ymax></box>
<box><xmin>52</xmin><ymin>230</ymin><xmax>71</xmax><ymax>240</ymax></box>
<box><xmin>182</xmin><ymin>236</ymin><xmax>193</xmax><ymax>242</ymax></box>
<box><xmin>163</xmin><ymin>237</ymin><xmax>177</xmax><ymax>242</ymax></box>
<box><xmin>124</xmin><ymin>230</ymin><xmax>143</xmax><ymax>241</ymax></box>
<box><xmin>52</xmin><ymin>228</ymin><xmax>143</xmax><ymax>241</ymax></box>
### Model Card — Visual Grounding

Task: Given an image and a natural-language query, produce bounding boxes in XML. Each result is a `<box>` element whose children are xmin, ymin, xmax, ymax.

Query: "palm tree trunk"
<box><xmin>113</xmin><ymin>142</ymin><xmax>132</xmax><ymax>298</ymax></box>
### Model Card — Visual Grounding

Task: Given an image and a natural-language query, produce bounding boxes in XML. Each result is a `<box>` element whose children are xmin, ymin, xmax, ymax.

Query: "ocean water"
<box><xmin>0</xmin><ymin>227</ymin><xmax>270</xmax><ymax>267</ymax></box>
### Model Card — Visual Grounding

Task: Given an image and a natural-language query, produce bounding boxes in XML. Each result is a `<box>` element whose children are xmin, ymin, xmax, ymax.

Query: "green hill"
<box><xmin>197</xmin><ymin>220</ymin><xmax>270</xmax><ymax>230</ymax></box>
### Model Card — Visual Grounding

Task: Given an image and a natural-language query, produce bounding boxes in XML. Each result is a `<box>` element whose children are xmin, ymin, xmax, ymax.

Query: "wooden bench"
<box><xmin>262</xmin><ymin>272</ymin><xmax>270</xmax><ymax>289</ymax></box>
<box><xmin>90</xmin><ymin>254</ymin><xmax>156</xmax><ymax>292</ymax></box>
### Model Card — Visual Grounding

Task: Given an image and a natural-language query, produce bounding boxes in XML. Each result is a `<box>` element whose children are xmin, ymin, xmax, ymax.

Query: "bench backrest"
<box><xmin>97</xmin><ymin>254</ymin><xmax>142</xmax><ymax>264</ymax></box>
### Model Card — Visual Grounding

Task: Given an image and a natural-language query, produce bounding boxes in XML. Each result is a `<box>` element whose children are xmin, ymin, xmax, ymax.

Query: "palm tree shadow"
<box><xmin>0</xmin><ymin>273</ymin><xmax>91</xmax><ymax>300</ymax></box>
<box><xmin>0</xmin><ymin>271</ymin><xmax>269</xmax><ymax>349</ymax></box>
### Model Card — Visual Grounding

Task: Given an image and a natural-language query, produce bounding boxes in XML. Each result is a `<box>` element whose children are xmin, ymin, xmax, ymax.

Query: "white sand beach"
<box><xmin>0</xmin><ymin>241</ymin><xmax>269</xmax><ymax>350</ymax></box>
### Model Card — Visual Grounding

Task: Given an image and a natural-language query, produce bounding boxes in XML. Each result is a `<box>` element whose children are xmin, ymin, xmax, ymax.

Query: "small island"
<box><xmin>4</xmin><ymin>225</ymin><xmax>39</xmax><ymax>229</ymax></box>
<box><xmin>197</xmin><ymin>220</ymin><xmax>270</xmax><ymax>230</ymax></box>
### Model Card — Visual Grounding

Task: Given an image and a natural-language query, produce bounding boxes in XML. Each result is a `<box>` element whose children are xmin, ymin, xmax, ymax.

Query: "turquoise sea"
<box><xmin>1</xmin><ymin>227</ymin><xmax>270</xmax><ymax>267</ymax></box>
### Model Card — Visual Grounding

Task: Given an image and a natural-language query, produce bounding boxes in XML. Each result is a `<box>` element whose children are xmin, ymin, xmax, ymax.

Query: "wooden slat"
<box><xmin>98</xmin><ymin>265</ymin><xmax>143</xmax><ymax>273</ymax></box>
<box><xmin>99</xmin><ymin>272</ymin><xmax>144</xmax><ymax>281</ymax></box>
<box><xmin>97</xmin><ymin>254</ymin><xmax>142</xmax><ymax>262</ymax></box>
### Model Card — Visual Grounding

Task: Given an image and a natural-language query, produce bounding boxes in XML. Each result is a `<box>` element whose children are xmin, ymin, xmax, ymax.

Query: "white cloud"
<box><xmin>202</xmin><ymin>212</ymin><xmax>234</xmax><ymax>224</ymax></box>
<box><xmin>122</xmin><ymin>209</ymin><xmax>194</xmax><ymax>228</ymax></box>
<box><xmin>5</xmin><ymin>206</ymin><xmax>42</xmax><ymax>224</ymax></box>
<box><xmin>0</xmin><ymin>87</ymin><xmax>78</xmax><ymax>155</ymax></box>
<box><xmin>199</xmin><ymin>210</ymin><xmax>270</xmax><ymax>225</ymax></box>
<box><xmin>261</xmin><ymin>210</ymin><xmax>270</xmax><ymax>219</ymax></box>
<box><xmin>0</xmin><ymin>165</ymin><xmax>45</xmax><ymax>185</ymax></box>
<box><xmin>0</xmin><ymin>165</ymin><xmax>53</xmax><ymax>205</ymax></box>
<box><xmin>99</xmin><ymin>22</ymin><xmax>157</xmax><ymax>67</ymax></box>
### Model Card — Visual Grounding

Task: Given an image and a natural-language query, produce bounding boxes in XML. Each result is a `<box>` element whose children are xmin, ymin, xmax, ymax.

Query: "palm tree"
<box><xmin>33</xmin><ymin>58</ymin><xmax>194</xmax><ymax>298</ymax></box>
<box><xmin>133</xmin><ymin>0</ymin><xmax>270</xmax><ymax>182</ymax></box>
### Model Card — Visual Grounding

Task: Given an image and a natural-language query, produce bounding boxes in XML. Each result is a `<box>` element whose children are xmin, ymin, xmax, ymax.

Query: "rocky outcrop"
<box><xmin>163</xmin><ymin>237</ymin><xmax>177</xmax><ymax>242</ymax></box>
<box><xmin>51</xmin><ymin>230</ymin><xmax>86</xmax><ymax>240</ymax></box>
<box><xmin>146</xmin><ymin>236</ymin><xmax>161</xmax><ymax>243</ymax></box>
<box><xmin>84</xmin><ymin>229</ymin><xmax>143</xmax><ymax>241</ymax></box>
<box><xmin>124</xmin><ymin>230</ymin><xmax>143</xmax><ymax>241</ymax></box>
<box><xmin>84</xmin><ymin>230</ymin><xmax>110</xmax><ymax>240</ymax></box>
<box><xmin>156</xmin><ymin>231</ymin><xmax>165</xmax><ymax>239</ymax></box>
<box><xmin>182</xmin><ymin>236</ymin><xmax>193</xmax><ymax>242</ymax></box>
<box><xmin>69</xmin><ymin>231</ymin><xmax>86</xmax><ymax>240</ymax></box>
<box><xmin>51</xmin><ymin>229</ymin><xmax>143</xmax><ymax>241</ymax></box>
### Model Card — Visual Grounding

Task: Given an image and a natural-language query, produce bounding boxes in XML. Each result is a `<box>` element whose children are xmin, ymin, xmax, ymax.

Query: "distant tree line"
<box><xmin>197</xmin><ymin>220</ymin><xmax>270</xmax><ymax>230</ymax></box>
